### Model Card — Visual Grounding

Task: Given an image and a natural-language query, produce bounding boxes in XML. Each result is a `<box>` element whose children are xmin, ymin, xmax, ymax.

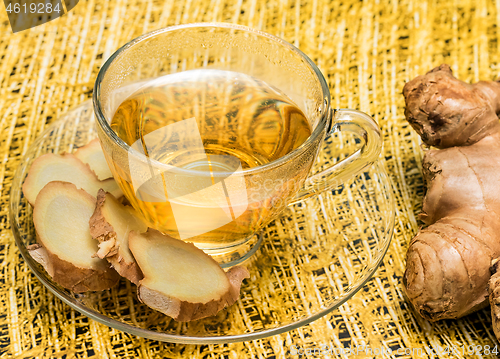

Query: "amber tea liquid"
<box><xmin>110</xmin><ymin>69</ymin><xmax>312</xmax><ymax>248</ymax></box>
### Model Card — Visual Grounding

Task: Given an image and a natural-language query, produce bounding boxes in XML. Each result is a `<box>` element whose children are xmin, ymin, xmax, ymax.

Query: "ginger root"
<box><xmin>402</xmin><ymin>64</ymin><xmax>500</xmax><ymax>321</ymax></box>
<box><xmin>129</xmin><ymin>229</ymin><xmax>249</xmax><ymax>321</ymax></box>
<box><xmin>489</xmin><ymin>260</ymin><xmax>500</xmax><ymax>339</ymax></box>
<box><xmin>30</xmin><ymin>181</ymin><xmax>119</xmax><ymax>292</ymax></box>
<box><xmin>23</xmin><ymin>153</ymin><xmax>121</xmax><ymax>205</ymax></box>
<box><xmin>89</xmin><ymin>189</ymin><xmax>147</xmax><ymax>284</ymax></box>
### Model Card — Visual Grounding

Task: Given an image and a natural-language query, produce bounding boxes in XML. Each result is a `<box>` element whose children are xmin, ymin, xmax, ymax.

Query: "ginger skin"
<box><xmin>89</xmin><ymin>189</ymin><xmax>147</xmax><ymax>285</ymax></box>
<box><xmin>403</xmin><ymin>64</ymin><xmax>500</xmax><ymax>321</ymax></box>
<box><xmin>489</xmin><ymin>260</ymin><xmax>500</xmax><ymax>339</ymax></box>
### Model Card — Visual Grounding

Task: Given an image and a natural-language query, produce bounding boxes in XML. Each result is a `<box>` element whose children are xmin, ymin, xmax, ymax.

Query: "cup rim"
<box><xmin>93</xmin><ymin>22</ymin><xmax>331</xmax><ymax>176</ymax></box>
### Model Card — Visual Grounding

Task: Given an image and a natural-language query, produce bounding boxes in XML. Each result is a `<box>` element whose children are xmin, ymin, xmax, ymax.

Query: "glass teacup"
<box><xmin>93</xmin><ymin>23</ymin><xmax>381</xmax><ymax>266</ymax></box>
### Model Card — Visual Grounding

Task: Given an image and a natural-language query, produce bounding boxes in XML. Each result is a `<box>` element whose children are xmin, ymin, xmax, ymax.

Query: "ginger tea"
<box><xmin>110</xmin><ymin>69</ymin><xmax>312</xmax><ymax>248</ymax></box>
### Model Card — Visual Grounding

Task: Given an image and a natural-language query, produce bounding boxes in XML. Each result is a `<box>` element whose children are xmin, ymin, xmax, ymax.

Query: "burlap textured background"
<box><xmin>1</xmin><ymin>0</ymin><xmax>499</xmax><ymax>357</ymax></box>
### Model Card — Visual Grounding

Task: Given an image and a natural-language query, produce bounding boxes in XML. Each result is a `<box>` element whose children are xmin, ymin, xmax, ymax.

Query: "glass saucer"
<box><xmin>9</xmin><ymin>100</ymin><xmax>395</xmax><ymax>344</ymax></box>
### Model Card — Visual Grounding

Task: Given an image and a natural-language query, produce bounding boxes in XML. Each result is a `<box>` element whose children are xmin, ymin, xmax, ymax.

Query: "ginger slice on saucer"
<box><xmin>89</xmin><ymin>189</ymin><xmax>147</xmax><ymax>284</ymax></box>
<box><xmin>22</xmin><ymin>153</ymin><xmax>122</xmax><ymax>205</ymax></box>
<box><xmin>129</xmin><ymin>228</ymin><xmax>249</xmax><ymax>321</ymax></box>
<box><xmin>29</xmin><ymin>181</ymin><xmax>120</xmax><ymax>292</ymax></box>
<box><xmin>74</xmin><ymin>138</ymin><xmax>113</xmax><ymax>180</ymax></box>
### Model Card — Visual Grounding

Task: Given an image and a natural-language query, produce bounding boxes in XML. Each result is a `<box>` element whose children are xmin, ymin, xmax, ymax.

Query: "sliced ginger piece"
<box><xmin>129</xmin><ymin>229</ymin><xmax>249</xmax><ymax>321</ymax></box>
<box><xmin>89</xmin><ymin>189</ymin><xmax>147</xmax><ymax>284</ymax></box>
<box><xmin>31</xmin><ymin>181</ymin><xmax>120</xmax><ymax>292</ymax></box>
<box><xmin>23</xmin><ymin>153</ymin><xmax>122</xmax><ymax>205</ymax></box>
<box><xmin>74</xmin><ymin>138</ymin><xmax>113</xmax><ymax>180</ymax></box>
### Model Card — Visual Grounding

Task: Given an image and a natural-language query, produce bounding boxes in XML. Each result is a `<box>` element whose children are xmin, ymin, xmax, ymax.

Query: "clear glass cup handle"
<box><xmin>290</xmin><ymin>108</ymin><xmax>382</xmax><ymax>204</ymax></box>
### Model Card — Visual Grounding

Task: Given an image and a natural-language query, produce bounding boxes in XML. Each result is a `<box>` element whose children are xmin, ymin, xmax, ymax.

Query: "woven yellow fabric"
<box><xmin>1</xmin><ymin>0</ymin><xmax>500</xmax><ymax>357</ymax></box>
